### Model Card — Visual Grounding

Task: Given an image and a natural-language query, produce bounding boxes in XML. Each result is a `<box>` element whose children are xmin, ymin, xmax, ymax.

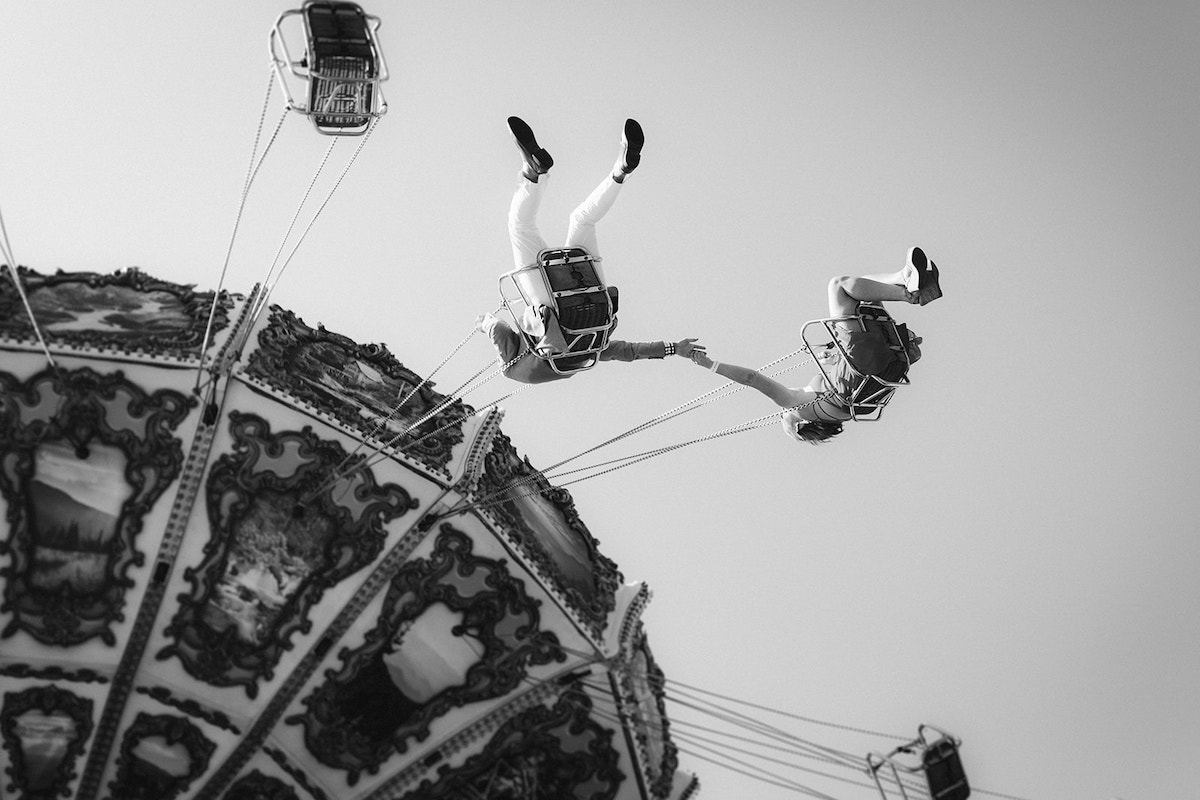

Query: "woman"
<box><xmin>688</xmin><ymin>247</ymin><xmax>941</xmax><ymax>444</ymax></box>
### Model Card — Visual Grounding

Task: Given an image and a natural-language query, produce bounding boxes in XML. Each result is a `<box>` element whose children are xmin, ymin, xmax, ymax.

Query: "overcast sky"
<box><xmin>3</xmin><ymin>2</ymin><xmax>1198</xmax><ymax>799</ymax></box>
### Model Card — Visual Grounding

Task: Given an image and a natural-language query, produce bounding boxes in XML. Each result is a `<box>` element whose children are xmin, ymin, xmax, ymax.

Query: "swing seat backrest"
<box><xmin>922</xmin><ymin>737</ymin><xmax>970</xmax><ymax>800</ymax></box>
<box><xmin>801</xmin><ymin>303</ymin><xmax>911</xmax><ymax>421</ymax></box>
<box><xmin>498</xmin><ymin>248</ymin><xmax>618</xmax><ymax>376</ymax></box>
<box><xmin>867</xmin><ymin>725</ymin><xmax>969</xmax><ymax>800</ymax></box>
<box><xmin>303</xmin><ymin>1</ymin><xmax>381</xmax><ymax>133</ymax></box>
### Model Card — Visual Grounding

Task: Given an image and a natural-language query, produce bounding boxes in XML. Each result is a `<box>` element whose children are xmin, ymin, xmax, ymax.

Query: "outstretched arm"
<box><xmin>689</xmin><ymin>350</ymin><xmax>812</xmax><ymax>409</ymax></box>
<box><xmin>600</xmin><ymin>337</ymin><xmax>706</xmax><ymax>362</ymax></box>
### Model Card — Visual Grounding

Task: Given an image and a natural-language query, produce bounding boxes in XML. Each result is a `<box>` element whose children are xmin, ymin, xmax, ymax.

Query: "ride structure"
<box><xmin>0</xmin><ymin>265</ymin><xmax>697</xmax><ymax>800</ymax></box>
<box><xmin>498</xmin><ymin>247</ymin><xmax>619</xmax><ymax>376</ymax></box>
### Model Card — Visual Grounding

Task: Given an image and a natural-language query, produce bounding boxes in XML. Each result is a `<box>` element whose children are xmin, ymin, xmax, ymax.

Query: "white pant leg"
<box><xmin>508</xmin><ymin>174</ymin><xmax>549</xmax><ymax>268</ymax></box>
<box><xmin>565</xmin><ymin>175</ymin><xmax>622</xmax><ymax>284</ymax></box>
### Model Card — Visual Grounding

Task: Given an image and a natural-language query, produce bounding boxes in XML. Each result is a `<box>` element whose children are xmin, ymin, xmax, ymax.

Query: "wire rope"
<box><xmin>0</xmin><ymin>202</ymin><xmax>57</xmax><ymax>369</ymax></box>
<box><xmin>197</xmin><ymin>72</ymin><xmax>288</xmax><ymax>389</ymax></box>
<box><xmin>571</xmin><ymin>676</ymin><xmax>932</xmax><ymax>798</ymax></box>
<box><xmin>644</xmin><ymin>671</ymin><xmax>908</xmax><ymax>741</ymax></box>
<box><xmin>252</xmin><ymin>134</ymin><xmax>339</xmax><ymax>317</ymax></box>
<box><xmin>248</xmin><ymin>115</ymin><xmax>379</xmax><ymax>327</ymax></box>
<box><xmin>315</xmin><ymin>324</ymin><xmax>482</xmax><ymax>488</ymax></box>
<box><xmin>304</xmin><ymin>345</ymin><xmax>532</xmax><ymax>504</ymax></box>
<box><xmin>573</xmin><ymin>677</ymin><xmax>875</xmax><ymax>774</ymax></box>
<box><xmin>562</xmin><ymin>686</ymin><xmax>877</xmax><ymax>798</ymax></box>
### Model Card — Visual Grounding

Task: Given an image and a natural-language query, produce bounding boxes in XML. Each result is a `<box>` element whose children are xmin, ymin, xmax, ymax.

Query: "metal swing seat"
<box><xmin>498</xmin><ymin>247</ymin><xmax>619</xmax><ymax>376</ymax></box>
<box><xmin>270</xmin><ymin>1</ymin><xmax>389</xmax><ymax>135</ymax></box>
<box><xmin>867</xmin><ymin>724</ymin><xmax>970</xmax><ymax>800</ymax></box>
<box><xmin>800</xmin><ymin>302</ymin><xmax>913</xmax><ymax>421</ymax></box>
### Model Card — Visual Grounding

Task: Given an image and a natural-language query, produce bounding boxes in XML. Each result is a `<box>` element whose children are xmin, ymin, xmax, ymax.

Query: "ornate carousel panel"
<box><xmin>0</xmin><ymin>266</ymin><xmax>696</xmax><ymax>800</ymax></box>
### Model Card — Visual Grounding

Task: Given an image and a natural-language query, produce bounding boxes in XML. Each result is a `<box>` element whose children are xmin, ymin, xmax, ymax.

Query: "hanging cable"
<box><xmin>493</xmin><ymin>664</ymin><xmax>858</xmax><ymax>800</ymax></box>
<box><xmin>444</xmin><ymin>376</ymin><xmax>820</xmax><ymax>520</ymax></box>
<box><xmin>544</xmin><ymin>345</ymin><xmax>814</xmax><ymax>476</ymax></box>
<box><xmin>196</xmin><ymin>72</ymin><xmax>288</xmax><ymax>390</ymax></box>
<box><xmin>317</xmin><ymin>325</ymin><xmax>484</xmax><ymax>486</ymax></box>
<box><xmin>248</xmin><ymin>115</ymin><xmax>380</xmax><ymax>328</ymax></box>
<box><xmin>573</xmin><ymin>677</ymin><xmax>874</xmax><ymax>773</ymax></box>
<box><xmin>562</xmin><ymin>686</ymin><xmax>872</xmax><ymax>798</ymax></box>
<box><xmin>307</xmin><ymin>344</ymin><xmax>531</xmax><ymax>503</ymax></box>
<box><xmin>572</xmin><ymin>677</ymin><xmax>933</xmax><ymax>799</ymax></box>
<box><xmin>436</xmin><ymin>347</ymin><xmax>820</xmax><ymax>515</ymax></box>
<box><xmin>638</xmin><ymin>671</ymin><xmax>908</xmax><ymax>741</ymax></box>
<box><xmin>253</xmin><ymin>134</ymin><xmax>340</xmax><ymax>311</ymax></box>
<box><xmin>0</xmin><ymin>202</ymin><xmax>58</xmax><ymax>369</ymax></box>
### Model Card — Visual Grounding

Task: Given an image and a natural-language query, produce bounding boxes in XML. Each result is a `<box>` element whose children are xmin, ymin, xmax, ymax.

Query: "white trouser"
<box><xmin>507</xmin><ymin>173</ymin><xmax>622</xmax><ymax>285</ymax></box>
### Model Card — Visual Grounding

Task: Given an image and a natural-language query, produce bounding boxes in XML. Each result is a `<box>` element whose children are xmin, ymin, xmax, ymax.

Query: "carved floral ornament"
<box><xmin>106</xmin><ymin>712</ymin><xmax>216</xmax><ymax>800</ymax></box>
<box><xmin>1</xmin><ymin>684</ymin><xmax>95</xmax><ymax>800</ymax></box>
<box><xmin>0</xmin><ymin>367</ymin><xmax>193</xmax><ymax>646</ymax></box>
<box><xmin>243</xmin><ymin>307</ymin><xmax>467</xmax><ymax>473</ymax></box>
<box><xmin>476</xmin><ymin>432</ymin><xmax>622</xmax><ymax>638</ymax></box>
<box><xmin>158</xmin><ymin>411</ymin><xmax>418</xmax><ymax>697</ymax></box>
<box><xmin>398</xmin><ymin>688</ymin><xmax>625</xmax><ymax>800</ymax></box>
<box><xmin>0</xmin><ymin>266</ymin><xmax>233</xmax><ymax>357</ymax></box>
<box><xmin>287</xmin><ymin>525</ymin><xmax>567</xmax><ymax>785</ymax></box>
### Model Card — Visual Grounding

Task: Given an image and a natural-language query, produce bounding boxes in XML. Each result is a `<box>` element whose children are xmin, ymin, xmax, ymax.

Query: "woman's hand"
<box><xmin>676</xmin><ymin>338</ymin><xmax>706</xmax><ymax>361</ymax></box>
<box><xmin>688</xmin><ymin>347</ymin><xmax>715</xmax><ymax>369</ymax></box>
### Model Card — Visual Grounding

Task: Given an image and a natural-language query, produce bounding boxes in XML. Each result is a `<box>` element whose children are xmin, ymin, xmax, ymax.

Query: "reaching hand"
<box><xmin>676</xmin><ymin>338</ymin><xmax>706</xmax><ymax>360</ymax></box>
<box><xmin>688</xmin><ymin>348</ymin><xmax>714</xmax><ymax>369</ymax></box>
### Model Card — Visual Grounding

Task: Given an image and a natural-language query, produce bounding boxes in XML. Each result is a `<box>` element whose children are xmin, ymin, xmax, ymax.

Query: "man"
<box><xmin>478</xmin><ymin>116</ymin><xmax>702</xmax><ymax>384</ymax></box>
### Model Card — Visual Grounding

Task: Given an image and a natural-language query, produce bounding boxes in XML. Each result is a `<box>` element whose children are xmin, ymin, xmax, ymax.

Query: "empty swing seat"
<box><xmin>498</xmin><ymin>248</ymin><xmax>619</xmax><ymax>376</ymax></box>
<box><xmin>867</xmin><ymin>724</ymin><xmax>970</xmax><ymax>800</ymax></box>
<box><xmin>800</xmin><ymin>303</ymin><xmax>913</xmax><ymax>421</ymax></box>
<box><xmin>270</xmin><ymin>1</ymin><xmax>390</xmax><ymax>135</ymax></box>
<box><xmin>922</xmin><ymin>736</ymin><xmax>970</xmax><ymax>800</ymax></box>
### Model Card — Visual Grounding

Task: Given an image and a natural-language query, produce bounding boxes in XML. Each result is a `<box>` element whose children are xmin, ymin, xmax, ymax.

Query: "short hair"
<box><xmin>781</xmin><ymin>411</ymin><xmax>844</xmax><ymax>445</ymax></box>
<box><xmin>905</xmin><ymin>329</ymin><xmax>923</xmax><ymax>365</ymax></box>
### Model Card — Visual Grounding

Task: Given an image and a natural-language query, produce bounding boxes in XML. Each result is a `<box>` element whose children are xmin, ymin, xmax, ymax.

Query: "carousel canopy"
<box><xmin>0</xmin><ymin>265</ymin><xmax>699</xmax><ymax>800</ymax></box>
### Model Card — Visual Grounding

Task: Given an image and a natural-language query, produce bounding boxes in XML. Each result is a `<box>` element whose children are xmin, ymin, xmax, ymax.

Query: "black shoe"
<box><xmin>618</xmin><ymin>118</ymin><xmax>644</xmax><ymax>175</ymax></box>
<box><xmin>904</xmin><ymin>246</ymin><xmax>943</xmax><ymax>306</ymax></box>
<box><xmin>507</xmin><ymin>116</ymin><xmax>553</xmax><ymax>177</ymax></box>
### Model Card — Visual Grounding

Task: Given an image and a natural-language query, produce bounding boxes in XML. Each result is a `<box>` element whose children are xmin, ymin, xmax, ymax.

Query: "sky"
<box><xmin>3</xmin><ymin>2</ymin><xmax>1199</xmax><ymax>799</ymax></box>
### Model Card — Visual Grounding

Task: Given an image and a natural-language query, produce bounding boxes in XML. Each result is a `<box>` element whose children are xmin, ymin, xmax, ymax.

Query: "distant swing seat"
<box><xmin>867</xmin><ymin>724</ymin><xmax>970</xmax><ymax>800</ymax></box>
<box><xmin>498</xmin><ymin>247</ymin><xmax>619</xmax><ymax>376</ymax></box>
<box><xmin>800</xmin><ymin>303</ymin><xmax>913</xmax><ymax>421</ymax></box>
<box><xmin>270</xmin><ymin>1</ymin><xmax>389</xmax><ymax>135</ymax></box>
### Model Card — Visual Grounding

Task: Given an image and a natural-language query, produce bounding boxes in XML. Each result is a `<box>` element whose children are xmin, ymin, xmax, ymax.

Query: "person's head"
<box><xmin>781</xmin><ymin>409</ymin><xmax>844</xmax><ymax>445</ymax></box>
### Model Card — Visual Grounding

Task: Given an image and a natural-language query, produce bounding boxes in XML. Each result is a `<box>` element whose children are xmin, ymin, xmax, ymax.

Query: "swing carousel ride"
<box><xmin>0</xmin><ymin>4</ymin><xmax>979</xmax><ymax>800</ymax></box>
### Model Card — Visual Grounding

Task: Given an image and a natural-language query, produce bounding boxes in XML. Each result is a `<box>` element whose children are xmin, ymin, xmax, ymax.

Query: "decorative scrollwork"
<box><xmin>0</xmin><ymin>266</ymin><xmax>233</xmax><ymax>356</ymax></box>
<box><xmin>287</xmin><ymin>525</ymin><xmax>566</xmax><ymax>785</ymax></box>
<box><xmin>222</xmin><ymin>768</ymin><xmax>302</xmax><ymax>800</ymax></box>
<box><xmin>136</xmin><ymin>686</ymin><xmax>240</xmax><ymax>735</ymax></box>
<box><xmin>222</xmin><ymin>769</ymin><xmax>302</xmax><ymax>800</ymax></box>
<box><xmin>399</xmin><ymin>688</ymin><xmax>624</xmax><ymax>800</ymax></box>
<box><xmin>263</xmin><ymin>747</ymin><xmax>328</xmax><ymax>800</ymax></box>
<box><xmin>158</xmin><ymin>412</ymin><xmax>418</xmax><ymax>697</ymax></box>
<box><xmin>243</xmin><ymin>307</ymin><xmax>468</xmax><ymax>473</ymax></box>
<box><xmin>476</xmin><ymin>432</ymin><xmax>621</xmax><ymax>637</ymax></box>
<box><xmin>0</xmin><ymin>663</ymin><xmax>109</xmax><ymax>684</ymax></box>
<box><xmin>106</xmin><ymin>713</ymin><xmax>215</xmax><ymax>800</ymax></box>
<box><xmin>1</xmin><ymin>684</ymin><xmax>95</xmax><ymax>800</ymax></box>
<box><xmin>0</xmin><ymin>367</ymin><xmax>193</xmax><ymax>645</ymax></box>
